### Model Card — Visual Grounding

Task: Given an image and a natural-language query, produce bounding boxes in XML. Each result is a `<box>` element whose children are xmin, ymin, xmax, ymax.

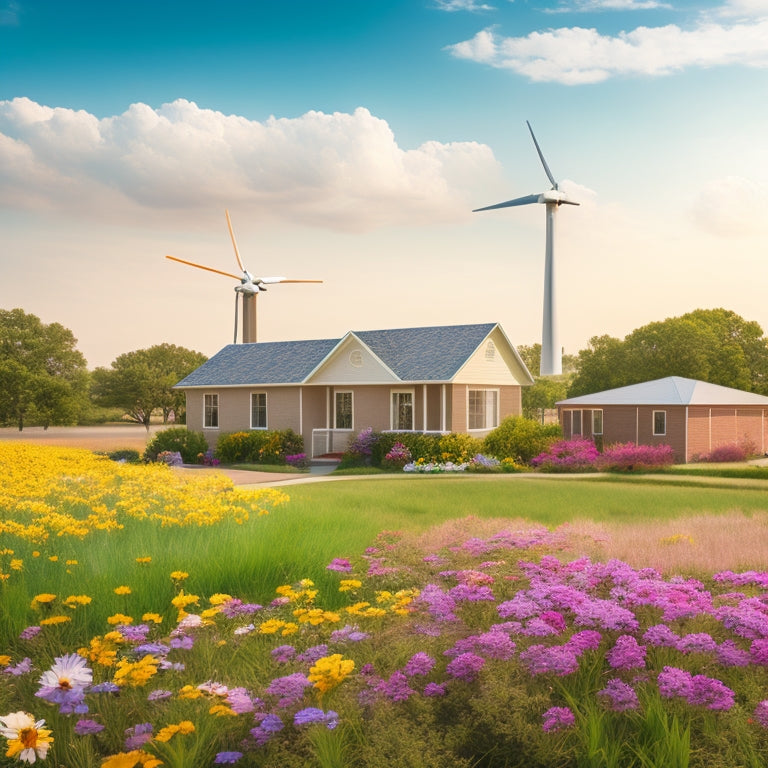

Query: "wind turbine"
<box><xmin>473</xmin><ymin>121</ymin><xmax>579</xmax><ymax>376</ymax></box>
<box><xmin>166</xmin><ymin>210</ymin><xmax>322</xmax><ymax>344</ymax></box>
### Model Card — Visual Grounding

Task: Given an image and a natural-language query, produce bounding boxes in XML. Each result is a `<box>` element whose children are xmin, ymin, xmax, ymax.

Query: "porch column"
<box><xmin>441</xmin><ymin>385</ymin><xmax>446</xmax><ymax>432</ymax></box>
<box><xmin>423</xmin><ymin>384</ymin><xmax>427</xmax><ymax>432</ymax></box>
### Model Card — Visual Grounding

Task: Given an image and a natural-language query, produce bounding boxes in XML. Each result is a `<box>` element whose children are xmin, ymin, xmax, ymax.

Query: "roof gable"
<box><xmin>558</xmin><ymin>376</ymin><xmax>768</xmax><ymax>407</ymax></box>
<box><xmin>308</xmin><ymin>334</ymin><xmax>399</xmax><ymax>384</ymax></box>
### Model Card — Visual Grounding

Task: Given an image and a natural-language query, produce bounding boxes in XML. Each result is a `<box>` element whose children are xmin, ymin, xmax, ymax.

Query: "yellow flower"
<box><xmin>113</xmin><ymin>655</ymin><xmax>158</xmax><ymax>688</ymax></box>
<box><xmin>135</xmin><ymin>556</ymin><xmax>152</xmax><ymax>564</ymax></box>
<box><xmin>102</xmin><ymin>750</ymin><xmax>162</xmax><ymax>768</ymax></box>
<box><xmin>30</xmin><ymin>593</ymin><xmax>57</xmax><ymax>609</ymax></box>
<box><xmin>170</xmin><ymin>570</ymin><xmax>189</xmax><ymax>581</ymax></box>
<box><xmin>258</xmin><ymin>618</ymin><xmax>285</xmax><ymax>634</ymax></box>
<box><xmin>339</xmin><ymin>579</ymin><xmax>362</xmax><ymax>592</ymax></box>
<box><xmin>40</xmin><ymin>615</ymin><xmax>71</xmax><ymax>626</ymax></box>
<box><xmin>107</xmin><ymin>613</ymin><xmax>134</xmax><ymax>625</ymax></box>
<box><xmin>0</xmin><ymin>655</ymin><xmax>10</xmax><ymax>666</ymax></box>
<box><xmin>208</xmin><ymin>593</ymin><xmax>233</xmax><ymax>605</ymax></box>
<box><xmin>156</xmin><ymin>720</ymin><xmax>195</xmax><ymax>742</ymax></box>
<box><xmin>178</xmin><ymin>685</ymin><xmax>203</xmax><ymax>700</ymax></box>
<box><xmin>113</xmin><ymin>585</ymin><xmax>132</xmax><ymax>595</ymax></box>
<box><xmin>209</xmin><ymin>704</ymin><xmax>237</xmax><ymax>717</ymax></box>
<box><xmin>48</xmin><ymin>555</ymin><xmax>58</xmax><ymax>562</ymax></box>
<box><xmin>142</xmin><ymin>613</ymin><xmax>163</xmax><ymax>624</ymax></box>
<box><xmin>64</xmin><ymin>595</ymin><xmax>92</xmax><ymax>608</ymax></box>
<box><xmin>10</xmin><ymin>558</ymin><xmax>22</xmax><ymax>570</ymax></box>
<box><xmin>308</xmin><ymin>654</ymin><xmax>355</xmax><ymax>694</ymax></box>
<box><xmin>66</xmin><ymin>559</ymin><xmax>78</xmax><ymax>566</ymax></box>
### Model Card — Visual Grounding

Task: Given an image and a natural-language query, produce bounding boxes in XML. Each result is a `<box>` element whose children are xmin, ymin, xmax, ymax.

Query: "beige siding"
<box><xmin>455</xmin><ymin>327</ymin><xmax>531</xmax><ymax>385</ymax></box>
<box><xmin>309</xmin><ymin>337</ymin><xmax>398</xmax><ymax>384</ymax></box>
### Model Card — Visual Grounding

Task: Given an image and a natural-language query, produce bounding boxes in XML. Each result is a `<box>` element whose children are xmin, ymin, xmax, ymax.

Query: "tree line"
<box><xmin>0</xmin><ymin>308</ymin><xmax>206</xmax><ymax>430</ymax></box>
<box><xmin>3</xmin><ymin>306</ymin><xmax>768</xmax><ymax>431</ymax></box>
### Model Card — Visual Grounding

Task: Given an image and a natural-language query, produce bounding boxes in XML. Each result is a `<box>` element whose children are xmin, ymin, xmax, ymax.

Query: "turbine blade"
<box><xmin>165</xmin><ymin>254</ymin><xmax>241</xmax><ymax>280</ymax></box>
<box><xmin>258</xmin><ymin>278</ymin><xmax>324</xmax><ymax>284</ymax></box>
<box><xmin>526</xmin><ymin>121</ymin><xmax>558</xmax><ymax>190</ymax></box>
<box><xmin>473</xmin><ymin>193</ymin><xmax>541</xmax><ymax>212</ymax></box>
<box><xmin>225</xmin><ymin>209</ymin><xmax>246</xmax><ymax>272</ymax></box>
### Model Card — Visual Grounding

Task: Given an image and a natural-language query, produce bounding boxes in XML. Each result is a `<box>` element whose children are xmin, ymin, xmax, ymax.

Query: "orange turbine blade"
<box><xmin>165</xmin><ymin>254</ymin><xmax>241</xmax><ymax>281</ymax></box>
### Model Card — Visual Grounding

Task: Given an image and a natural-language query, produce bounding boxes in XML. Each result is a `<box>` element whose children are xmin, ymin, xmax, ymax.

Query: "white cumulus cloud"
<box><xmin>691</xmin><ymin>176</ymin><xmax>768</xmax><ymax>237</ymax></box>
<box><xmin>447</xmin><ymin>16</ymin><xmax>768</xmax><ymax>83</ymax></box>
<box><xmin>0</xmin><ymin>98</ymin><xmax>501</xmax><ymax>231</ymax></box>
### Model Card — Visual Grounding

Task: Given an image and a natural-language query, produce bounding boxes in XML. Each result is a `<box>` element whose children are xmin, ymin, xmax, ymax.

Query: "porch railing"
<box><xmin>311</xmin><ymin>429</ymin><xmax>354</xmax><ymax>458</ymax></box>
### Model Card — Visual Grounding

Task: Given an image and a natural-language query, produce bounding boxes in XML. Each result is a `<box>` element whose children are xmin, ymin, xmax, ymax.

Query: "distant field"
<box><xmin>0</xmin><ymin>424</ymin><xmax>163</xmax><ymax>451</ymax></box>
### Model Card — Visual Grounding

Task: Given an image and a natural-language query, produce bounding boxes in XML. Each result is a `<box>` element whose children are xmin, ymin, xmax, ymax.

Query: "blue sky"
<box><xmin>2</xmin><ymin>0</ymin><xmax>767</xmax><ymax>368</ymax></box>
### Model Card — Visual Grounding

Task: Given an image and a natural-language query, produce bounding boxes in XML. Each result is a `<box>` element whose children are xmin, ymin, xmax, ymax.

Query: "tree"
<box><xmin>91</xmin><ymin>344</ymin><xmax>207</xmax><ymax>429</ymax></box>
<box><xmin>0</xmin><ymin>308</ymin><xmax>89</xmax><ymax>430</ymax></box>
<box><xmin>517</xmin><ymin>343</ymin><xmax>577</xmax><ymax>422</ymax></box>
<box><xmin>568</xmin><ymin>309</ymin><xmax>768</xmax><ymax>398</ymax></box>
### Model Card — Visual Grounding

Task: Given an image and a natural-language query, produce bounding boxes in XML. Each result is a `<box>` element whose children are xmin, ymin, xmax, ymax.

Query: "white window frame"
<box><xmin>467</xmin><ymin>388</ymin><xmax>499</xmax><ymax>431</ymax></box>
<box><xmin>251</xmin><ymin>392</ymin><xmax>267</xmax><ymax>430</ymax></box>
<box><xmin>334</xmin><ymin>391</ymin><xmax>353</xmax><ymax>430</ymax></box>
<box><xmin>571</xmin><ymin>410</ymin><xmax>582</xmax><ymax>436</ymax></box>
<box><xmin>203</xmin><ymin>393</ymin><xmax>219</xmax><ymax>430</ymax></box>
<box><xmin>592</xmin><ymin>409</ymin><xmax>603</xmax><ymax>436</ymax></box>
<box><xmin>653</xmin><ymin>410</ymin><xmax>666</xmax><ymax>436</ymax></box>
<box><xmin>390</xmin><ymin>389</ymin><xmax>414</xmax><ymax>431</ymax></box>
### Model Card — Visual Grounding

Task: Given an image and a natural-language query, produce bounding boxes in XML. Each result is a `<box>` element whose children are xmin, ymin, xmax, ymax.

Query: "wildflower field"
<box><xmin>4</xmin><ymin>445</ymin><xmax>768</xmax><ymax>766</ymax></box>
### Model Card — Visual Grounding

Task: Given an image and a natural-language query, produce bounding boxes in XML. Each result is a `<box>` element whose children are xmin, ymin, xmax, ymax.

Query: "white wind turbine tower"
<box><xmin>474</xmin><ymin>121</ymin><xmax>579</xmax><ymax>376</ymax></box>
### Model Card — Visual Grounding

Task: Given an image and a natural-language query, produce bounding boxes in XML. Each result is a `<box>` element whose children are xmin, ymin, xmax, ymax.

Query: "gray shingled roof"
<box><xmin>175</xmin><ymin>323</ymin><xmax>500</xmax><ymax>387</ymax></box>
<box><xmin>558</xmin><ymin>376</ymin><xmax>768</xmax><ymax>407</ymax></box>
<box><xmin>354</xmin><ymin>323</ymin><xmax>496</xmax><ymax>381</ymax></box>
<box><xmin>175</xmin><ymin>339</ymin><xmax>339</xmax><ymax>387</ymax></box>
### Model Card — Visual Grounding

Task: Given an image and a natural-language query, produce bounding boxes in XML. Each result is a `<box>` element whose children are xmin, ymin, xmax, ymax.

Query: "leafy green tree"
<box><xmin>568</xmin><ymin>309</ymin><xmax>768</xmax><ymax>397</ymax></box>
<box><xmin>0</xmin><ymin>308</ymin><xmax>89</xmax><ymax>430</ymax></box>
<box><xmin>517</xmin><ymin>343</ymin><xmax>576</xmax><ymax>422</ymax></box>
<box><xmin>91</xmin><ymin>344</ymin><xmax>207</xmax><ymax>429</ymax></box>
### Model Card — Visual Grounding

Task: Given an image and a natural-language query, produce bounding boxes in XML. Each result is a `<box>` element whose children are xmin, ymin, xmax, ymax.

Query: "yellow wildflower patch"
<box><xmin>308</xmin><ymin>654</ymin><xmax>355</xmax><ymax>694</ymax></box>
<box><xmin>113</xmin><ymin>654</ymin><xmax>159</xmax><ymax>687</ymax></box>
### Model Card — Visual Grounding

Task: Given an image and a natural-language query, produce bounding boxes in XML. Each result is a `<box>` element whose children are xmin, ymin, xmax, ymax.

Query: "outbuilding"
<box><xmin>557</xmin><ymin>376</ymin><xmax>768</xmax><ymax>463</ymax></box>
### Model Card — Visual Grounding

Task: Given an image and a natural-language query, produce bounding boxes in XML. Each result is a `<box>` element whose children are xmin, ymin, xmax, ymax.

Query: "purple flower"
<box><xmin>445</xmin><ymin>652</ymin><xmax>485</xmax><ymax>682</ymax></box>
<box><xmin>271</xmin><ymin>645</ymin><xmax>296</xmax><ymax>663</ymax></box>
<box><xmin>423</xmin><ymin>682</ymin><xmax>447</xmax><ymax>697</ymax></box>
<box><xmin>677</xmin><ymin>632</ymin><xmax>717</xmax><ymax>654</ymax></box>
<box><xmin>754</xmin><ymin>701</ymin><xmax>768</xmax><ymax>728</ymax></box>
<box><xmin>330</xmin><ymin>625</ymin><xmax>369</xmax><ymax>644</ymax></box>
<box><xmin>327</xmin><ymin>558</ymin><xmax>353</xmax><ymax>573</ymax></box>
<box><xmin>297</xmin><ymin>644</ymin><xmax>329</xmax><ymax>664</ymax></box>
<box><xmin>124</xmin><ymin>723</ymin><xmax>153</xmax><ymax>750</ymax></box>
<box><xmin>251</xmin><ymin>713</ymin><xmax>284</xmax><ymax>746</ymax></box>
<box><xmin>89</xmin><ymin>682</ymin><xmax>120</xmax><ymax>694</ymax></box>
<box><xmin>404</xmin><ymin>652</ymin><xmax>436</xmax><ymax>677</ymax></box>
<box><xmin>118</xmin><ymin>624</ymin><xmax>151</xmax><ymax>642</ymax></box>
<box><xmin>598</xmin><ymin>679</ymin><xmax>640</xmax><ymax>712</ymax></box>
<box><xmin>716</xmin><ymin>640</ymin><xmax>751</xmax><ymax>667</ymax></box>
<box><xmin>19</xmin><ymin>626</ymin><xmax>41</xmax><ymax>640</ymax></box>
<box><xmin>375</xmin><ymin>670</ymin><xmax>416</xmax><ymax>702</ymax></box>
<box><xmin>520</xmin><ymin>644</ymin><xmax>580</xmax><ymax>676</ymax></box>
<box><xmin>606</xmin><ymin>635</ymin><xmax>646</xmax><ymax>670</ymax></box>
<box><xmin>170</xmin><ymin>634</ymin><xmax>194</xmax><ymax>650</ymax></box>
<box><xmin>219</xmin><ymin>599</ymin><xmax>262</xmax><ymax>618</ymax></box>
<box><xmin>643</xmin><ymin>624</ymin><xmax>679</xmax><ymax>648</ymax></box>
<box><xmin>542</xmin><ymin>706</ymin><xmax>576</xmax><ymax>733</ymax></box>
<box><xmin>74</xmin><ymin>719</ymin><xmax>104</xmax><ymax>735</ymax></box>
<box><xmin>147</xmin><ymin>689</ymin><xmax>173</xmax><ymax>701</ymax></box>
<box><xmin>294</xmin><ymin>707</ymin><xmax>339</xmax><ymax>729</ymax></box>
<box><xmin>226</xmin><ymin>687</ymin><xmax>257</xmax><ymax>714</ymax></box>
<box><xmin>3</xmin><ymin>657</ymin><xmax>32</xmax><ymax>676</ymax></box>
<box><xmin>135</xmin><ymin>643</ymin><xmax>170</xmax><ymax>656</ymax></box>
<box><xmin>214</xmin><ymin>752</ymin><xmax>243</xmax><ymax>764</ymax></box>
<box><xmin>266</xmin><ymin>673</ymin><xmax>313</xmax><ymax>708</ymax></box>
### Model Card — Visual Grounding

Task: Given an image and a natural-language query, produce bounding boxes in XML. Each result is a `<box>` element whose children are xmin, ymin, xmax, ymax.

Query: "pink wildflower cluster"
<box><xmin>596</xmin><ymin>442</ymin><xmax>675</xmax><ymax>471</ymax></box>
<box><xmin>530</xmin><ymin>439</ymin><xmax>600</xmax><ymax>472</ymax></box>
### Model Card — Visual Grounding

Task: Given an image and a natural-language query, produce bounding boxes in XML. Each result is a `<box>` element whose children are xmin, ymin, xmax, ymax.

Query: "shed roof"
<box><xmin>558</xmin><ymin>376</ymin><xmax>768</xmax><ymax>407</ymax></box>
<box><xmin>175</xmin><ymin>322</ymin><xmax>509</xmax><ymax>388</ymax></box>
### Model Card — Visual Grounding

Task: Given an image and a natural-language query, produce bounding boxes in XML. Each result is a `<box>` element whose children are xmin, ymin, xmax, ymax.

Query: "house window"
<box><xmin>468</xmin><ymin>389</ymin><xmax>499</xmax><ymax>430</ymax></box>
<box><xmin>204</xmin><ymin>393</ymin><xmax>219</xmax><ymax>429</ymax></box>
<box><xmin>653</xmin><ymin>410</ymin><xmax>666</xmax><ymax>436</ymax></box>
<box><xmin>391</xmin><ymin>391</ymin><xmax>413</xmax><ymax>431</ymax></box>
<box><xmin>592</xmin><ymin>409</ymin><xmax>603</xmax><ymax>435</ymax></box>
<box><xmin>335</xmin><ymin>391</ymin><xmax>353</xmax><ymax>429</ymax></box>
<box><xmin>571</xmin><ymin>410</ymin><xmax>582</xmax><ymax>436</ymax></box>
<box><xmin>251</xmin><ymin>393</ymin><xmax>267</xmax><ymax>429</ymax></box>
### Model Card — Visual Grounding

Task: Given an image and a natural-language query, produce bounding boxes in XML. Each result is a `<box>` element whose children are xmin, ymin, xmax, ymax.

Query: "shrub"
<box><xmin>371</xmin><ymin>432</ymin><xmax>442</xmax><ymax>467</ymax></box>
<box><xmin>381</xmin><ymin>442</ymin><xmax>412</xmax><ymax>471</ymax></box>
<box><xmin>285</xmin><ymin>453</ymin><xmax>310</xmax><ymax>469</ymax></box>
<box><xmin>697</xmin><ymin>442</ymin><xmax>752</xmax><ymax>463</ymax></box>
<box><xmin>483</xmin><ymin>416</ymin><xmax>561</xmax><ymax>464</ymax></box>
<box><xmin>339</xmin><ymin>427</ymin><xmax>382</xmax><ymax>468</ymax></box>
<box><xmin>596</xmin><ymin>442</ymin><xmax>675</xmax><ymax>471</ymax></box>
<box><xmin>438</xmin><ymin>433</ymin><xmax>484</xmax><ymax>463</ymax></box>
<box><xmin>157</xmin><ymin>450</ymin><xmax>183</xmax><ymax>467</ymax></box>
<box><xmin>105</xmin><ymin>448</ymin><xmax>142</xmax><ymax>464</ymax></box>
<box><xmin>531</xmin><ymin>438</ymin><xmax>600</xmax><ymax>473</ymax></box>
<box><xmin>143</xmin><ymin>427</ymin><xmax>209</xmax><ymax>464</ymax></box>
<box><xmin>214</xmin><ymin>429</ymin><xmax>304</xmax><ymax>465</ymax></box>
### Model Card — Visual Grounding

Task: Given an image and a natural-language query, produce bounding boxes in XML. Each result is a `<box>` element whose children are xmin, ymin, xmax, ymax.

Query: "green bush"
<box><xmin>143</xmin><ymin>427</ymin><xmax>209</xmax><ymax>464</ymax></box>
<box><xmin>370</xmin><ymin>432</ymin><xmax>442</xmax><ymax>467</ymax></box>
<box><xmin>214</xmin><ymin>429</ymin><xmax>304</xmax><ymax>465</ymax></box>
<box><xmin>483</xmin><ymin>416</ymin><xmax>561</xmax><ymax>464</ymax></box>
<box><xmin>438</xmin><ymin>432</ymin><xmax>484</xmax><ymax>463</ymax></box>
<box><xmin>106</xmin><ymin>448</ymin><xmax>142</xmax><ymax>464</ymax></box>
